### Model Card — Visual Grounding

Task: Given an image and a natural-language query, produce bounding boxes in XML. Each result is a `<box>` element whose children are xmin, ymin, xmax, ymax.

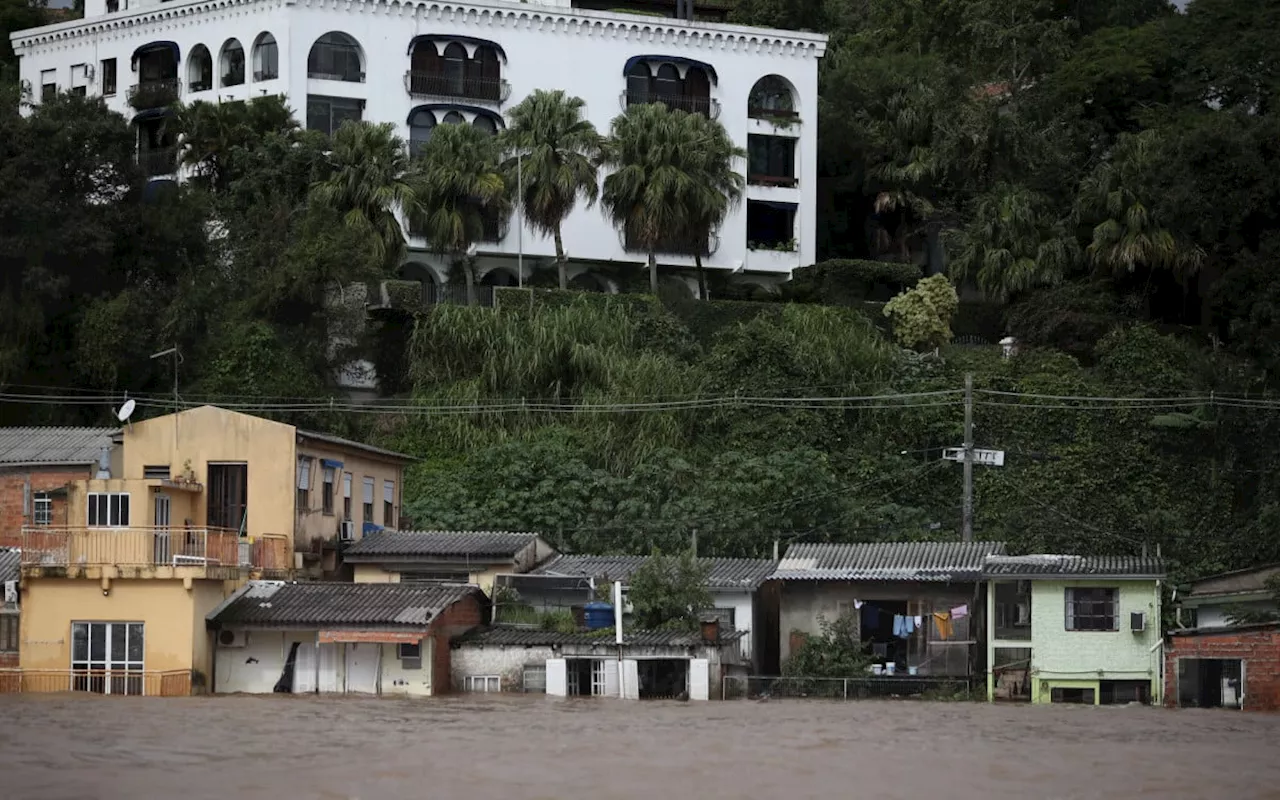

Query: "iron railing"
<box><xmin>20</xmin><ymin>526</ymin><xmax>290</xmax><ymax>574</ymax></box>
<box><xmin>621</xmin><ymin>90</ymin><xmax>720</xmax><ymax>119</ymax></box>
<box><xmin>126</xmin><ymin>78</ymin><xmax>180</xmax><ymax>110</ymax></box>
<box><xmin>622</xmin><ymin>229</ymin><xmax>720</xmax><ymax>257</ymax></box>
<box><xmin>404</xmin><ymin>71</ymin><xmax>510</xmax><ymax>103</ymax></box>
<box><xmin>0</xmin><ymin>668</ymin><xmax>192</xmax><ymax>696</ymax></box>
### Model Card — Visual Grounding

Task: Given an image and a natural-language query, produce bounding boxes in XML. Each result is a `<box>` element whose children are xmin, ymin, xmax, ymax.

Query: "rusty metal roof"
<box><xmin>208</xmin><ymin>581</ymin><xmax>481</xmax><ymax>629</ymax></box>
<box><xmin>0</xmin><ymin>427</ymin><xmax>116</xmax><ymax>467</ymax></box>
<box><xmin>344</xmin><ymin>530</ymin><xmax>542</xmax><ymax>560</ymax></box>
<box><xmin>773</xmin><ymin>541</ymin><xmax>1006</xmax><ymax>582</ymax></box>
<box><xmin>983</xmin><ymin>554</ymin><xmax>1166</xmax><ymax>580</ymax></box>
<box><xmin>458</xmin><ymin>626</ymin><xmax>745</xmax><ymax>648</ymax></box>
<box><xmin>532</xmin><ymin>554</ymin><xmax>776</xmax><ymax>589</ymax></box>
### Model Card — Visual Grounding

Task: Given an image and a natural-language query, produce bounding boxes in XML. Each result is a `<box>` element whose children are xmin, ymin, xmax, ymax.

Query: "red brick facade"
<box><xmin>427</xmin><ymin>592</ymin><xmax>486</xmax><ymax>695</ymax></box>
<box><xmin>0</xmin><ymin>468</ymin><xmax>90</xmax><ymax>548</ymax></box>
<box><xmin>1165</xmin><ymin>625</ymin><xmax>1280</xmax><ymax>712</ymax></box>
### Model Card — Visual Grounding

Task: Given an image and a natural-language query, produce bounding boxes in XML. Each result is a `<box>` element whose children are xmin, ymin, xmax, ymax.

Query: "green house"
<box><xmin>983</xmin><ymin>554</ymin><xmax>1166</xmax><ymax>705</ymax></box>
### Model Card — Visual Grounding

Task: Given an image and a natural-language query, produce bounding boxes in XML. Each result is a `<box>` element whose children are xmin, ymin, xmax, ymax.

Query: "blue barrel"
<box><xmin>583</xmin><ymin>602</ymin><xmax>614</xmax><ymax>630</ymax></box>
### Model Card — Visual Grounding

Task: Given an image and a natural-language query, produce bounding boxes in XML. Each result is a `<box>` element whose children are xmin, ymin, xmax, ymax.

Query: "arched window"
<box><xmin>625</xmin><ymin>62</ymin><xmax>651</xmax><ymax>106</ymax></box>
<box><xmin>220</xmin><ymin>39</ymin><xmax>245</xmax><ymax>87</ymax></box>
<box><xmin>440</xmin><ymin>110</ymin><xmax>466</xmax><ymax>126</ymax></box>
<box><xmin>252</xmin><ymin>33</ymin><xmax>278</xmax><ymax>81</ymax></box>
<box><xmin>472</xmin><ymin>114</ymin><xmax>498</xmax><ymax>136</ymax></box>
<box><xmin>308</xmin><ymin>32</ymin><xmax>363</xmax><ymax>82</ymax></box>
<box><xmin>188</xmin><ymin>44</ymin><xmax>213</xmax><ymax>92</ymax></box>
<box><xmin>653</xmin><ymin>63</ymin><xmax>680</xmax><ymax>101</ymax></box>
<box><xmin>469</xmin><ymin>45</ymin><xmax>500</xmax><ymax>102</ymax></box>
<box><xmin>409</xmin><ymin>109</ymin><xmax>436</xmax><ymax>155</ymax></box>
<box><xmin>749</xmin><ymin>75</ymin><xmax>796</xmax><ymax>119</ymax></box>
<box><xmin>684</xmin><ymin>66</ymin><xmax>711</xmax><ymax>116</ymax></box>
<box><xmin>442</xmin><ymin>43</ymin><xmax>467</xmax><ymax>95</ymax></box>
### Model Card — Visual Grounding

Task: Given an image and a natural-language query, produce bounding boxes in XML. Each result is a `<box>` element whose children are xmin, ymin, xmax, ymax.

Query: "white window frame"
<box><xmin>86</xmin><ymin>492</ymin><xmax>130</xmax><ymax>528</ymax></box>
<box><xmin>464</xmin><ymin>675</ymin><xmax>501</xmax><ymax>693</ymax></box>
<box><xmin>383</xmin><ymin>479</ymin><xmax>395</xmax><ymax>527</ymax></box>
<box><xmin>397</xmin><ymin>641</ymin><xmax>422</xmax><ymax>669</ymax></box>
<box><xmin>33</xmin><ymin>493</ymin><xmax>53</xmax><ymax>526</ymax></box>
<box><xmin>71</xmin><ymin>621</ymin><xmax>145</xmax><ymax>695</ymax></box>
<box><xmin>297</xmin><ymin>458</ymin><xmax>312</xmax><ymax>491</ymax></box>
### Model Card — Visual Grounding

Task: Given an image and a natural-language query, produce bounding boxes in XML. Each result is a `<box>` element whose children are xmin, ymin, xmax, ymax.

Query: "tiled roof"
<box><xmin>0</xmin><ymin>427</ymin><xmax>115</xmax><ymax>467</ymax></box>
<box><xmin>0</xmin><ymin>548</ymin><xmax>19</xmax><ymax>586</ymax></box>
<box><xmin>983</xmin><ymin>554</ymin><xmax>1166</xmax><ymax>579</ymax></box>
<box><xmin>344</xmin><ymin>530</ymin><xmax>541</xmax><ymax>560</ymax></box>
<box><xmin>772</xmin><ymin>541</ymin><xmax>1006</xmax><ymax>582</ymax></box>
<box><xmin>208</xmin><ymin>581</ymin><xmax>479</xmax><ymax>628</ymax></box>
<box><xmin>459</xmin><ymin>626</ymin><xmax>746</xmax><ymax>648</ymax></box>
<box><xmin>533</xmin><ymin>554</ymin><xmax>777</xmax><ymax>589</ymax></box>
<box><xmin>296</xmin><ymin>429</ymin><xmax>414</xmax><ymax>462</ymax></box>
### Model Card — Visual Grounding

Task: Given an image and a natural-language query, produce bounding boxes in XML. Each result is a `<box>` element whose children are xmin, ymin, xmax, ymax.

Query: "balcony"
<box><xmin>621</xmin><ymin>90</ymin><xmax>720</xmax><ymax>120</ymax></box>
<box><xmin>137</xmin><ymin>146</ymin><xmax>179</xmax><ymax>178</ymax></box>
<box><xmin>748</xmin><ymin>174</ymin><xmax>798</xmax><ymax>188</ymax></box>
<box><xmin>404</xmin><ymin>71</ymin><xmax>511</xmax><ymax>104</ymax></box>
<box><xmin>0</xmin><ymin>668</ymin><xmax>193</xmax><ymax>696</ymax></box>
<box><xmin>126</xmin><ymin>78</ymin><xmax>181</xmax><ymax>111</ymax></box>
<box><xmin>21</xmin><ymin>527</ymin><xmax>292</xmax><ymax>580</ymax></box>
<box><xmin>624</xmin><ymin>228</ymin><xmax>720</xmax><ymax>257</ymax></box>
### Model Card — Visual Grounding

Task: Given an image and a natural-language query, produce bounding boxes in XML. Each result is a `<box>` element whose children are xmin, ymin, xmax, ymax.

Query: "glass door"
<box><xmin>153</xmin><ymin>494</ymin><xmax>172</xmax><ymax>565</ymax></box>
<box><xmin>72</xmin><ymin>622</ymin><xmax>144</xmax><ymax>694</ymax></box>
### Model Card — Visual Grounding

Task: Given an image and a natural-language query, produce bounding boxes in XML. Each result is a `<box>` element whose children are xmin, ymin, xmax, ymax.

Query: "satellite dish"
<box><xmin>116</xmin><ymin>398</ymin><xmax>136</xmax><ymax>423</ymax></box>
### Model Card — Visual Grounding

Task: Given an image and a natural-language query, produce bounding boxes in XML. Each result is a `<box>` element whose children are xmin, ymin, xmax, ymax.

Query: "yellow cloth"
<box><xmin>933</xmin><ymin>611</ymin><xmax>952</xmax><ymax>640</ymax></box>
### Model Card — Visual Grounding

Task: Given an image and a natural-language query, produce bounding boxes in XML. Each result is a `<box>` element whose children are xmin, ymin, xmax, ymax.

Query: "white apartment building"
<box><xmin>11</xmin><ymin>0</ymin><xmax>827</xmax><ymax>295</ymax></box>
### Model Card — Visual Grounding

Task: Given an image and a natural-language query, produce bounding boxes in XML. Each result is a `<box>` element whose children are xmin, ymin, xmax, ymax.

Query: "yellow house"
<box><xmin>345</xmin><ymin>530</ymin><xmax>557</xmax><ymax>595</ymax></box>
<box><xmin>14</xmin><ymin>405</ymin><xmax>411</xmax><ymax>695</ymax></box>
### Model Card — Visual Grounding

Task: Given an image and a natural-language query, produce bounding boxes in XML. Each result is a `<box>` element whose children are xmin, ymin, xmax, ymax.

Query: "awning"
<box><xmin>320</xmin><ymin>630</ymin><xmax>424</xmax><ymax>644</ymax></box>
<box><xmin>131</xmin><ymin>107</ymin><xmax>174</xmax><ymax>123</ymax></box>
<box><xmin>131</xmin><ymin>41</ymin><xmax>180</xmax><ymax>68</ymax></box>
<box><xmin>623</xmin><ymin>55</ymin><xmax>718</xmax><ymax>85</ymax></box>
<box><xmin>406</xmin><ymin>34</ymin><xmax>507</xmax><ymax>61</ymax></box>
<box><xmin>320</xmin><ymin>458</ymin><xmax>344</xmax><ymax>469</ymax></box>
<box><xmin>405</xmin><ymin>104</ymin><xmax>505</xmax><ymax>129</ymax></box>
<box><xmin>750</xmin><ymin>199</ymin><xmax>799</xmax><ymax>212</ymax></box>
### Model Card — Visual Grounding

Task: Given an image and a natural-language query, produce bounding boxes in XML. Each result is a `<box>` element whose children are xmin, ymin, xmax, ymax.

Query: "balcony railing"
<box><xmin>137</xmin><ymin>147</ymin><xmax>179</xmax><ymax>177</ymax></box>
<box><xmin>621</xmin><ymin>90</ymin><xmax>720</xmax><ymax>120</ymax></box>
<box><xmin>20</xmin><ymin>526</ymin><xmax>290</xmax><ymax>576</ymax></box>
<box><xmin>748</xmin><ymin>106</ymin><xmax>799</xmax><ymax>122</ymax></box>
<box><xmin>623</xmin><ymin>229</ymin><xmax>720</xmax><ymax>257</ymax></box>
<box><xmin>404</xmin><ymin>71</ymin><xmax>511</xmax><ymax>104</ymax></box>
<box><xmin>126</xmin><ymin>78</ymin><xmax>180</xmax><ymax>110</ymax></box>
<box><xmin>0</xmin><ymin>668</ymin><xmax>192</xmax><ymax>696</ymax></box>
<box><xmin>748</xmin><ymin>174</ymin><xmax>799</xmax><ymax>188</ymax></box>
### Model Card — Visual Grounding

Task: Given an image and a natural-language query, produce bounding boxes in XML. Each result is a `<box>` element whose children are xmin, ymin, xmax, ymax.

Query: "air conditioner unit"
<box><xmin>339</xmin><ymin>520</ymin><xmax>355</xmax><ymax>541</ymax></box>
<box><xmin>218</xmin><ymin>629</ymin><xmax>248</xmax><ymax>648</ymax></box>
<box><xmin>1130</xmin><ymin>612</ymin><xmax>1146</xmax><ymax>633</ymax></box>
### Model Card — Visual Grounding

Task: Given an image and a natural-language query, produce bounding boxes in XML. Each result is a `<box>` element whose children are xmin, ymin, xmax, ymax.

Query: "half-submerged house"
<box><xmin>344</xmin><ymin>529</ymin><xmax>556</xmax><ymax>594</ymax></box>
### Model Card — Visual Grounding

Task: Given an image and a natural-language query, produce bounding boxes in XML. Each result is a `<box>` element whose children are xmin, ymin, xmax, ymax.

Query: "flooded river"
<box><xmin>2</xmin><ymin>694</ymin><xmax>1278</xmax><ymax>800</ymax></box>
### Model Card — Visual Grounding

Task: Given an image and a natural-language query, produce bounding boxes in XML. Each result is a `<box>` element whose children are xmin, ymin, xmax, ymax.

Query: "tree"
<box><xmin>410</xmin><ymin>122</ymin><xmax>508</xmax><ymax>305</ymax></box>
<box><xmin>626</xmin><ymin>549</ymin><xmax>712</xmax><ymax>632</ymax></box>
<box><xmin>177</xmin><ymin>95</ymin><xmax>297</xmax><ymax>192</ymax></box>
<box><xmin>601</xmin><ymin>103</ymin><xmax>707</xmax><ymax>297</ymax></box>
<box><xmin>883</xmin><ymin>274</ymin><xmax>959</xmax><ymax>350</ymax></box>
<box><xmin>501</xmin><ymin>89</ymin><xmax>602</xmax><ymax>290</ymax></box>
<box><xmin>310</xmin><ymin>120</ymin><xmax>416</xmax><ymax>270</ymax></box>
<box><xmin>783</xmin><ymin>612</ymin><xmax>872</xmax><ymax>678</ymax></box>
<box><xmin>679</xmin><ymin>111</ymin><xmax>745</xmax><ymax>299</ymax></box>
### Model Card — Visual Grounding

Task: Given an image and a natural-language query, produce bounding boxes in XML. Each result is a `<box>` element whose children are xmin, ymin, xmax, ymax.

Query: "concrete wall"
<box><xmin>20</xmin><ymin>577</ymin><xmax>231</xmax><ymax>674</ymax></box>
<box><xmin>214</xmin><ymin>629</ymin><xmax>314</xmax><ymax>693</ymax></box>
<box><xmin>294</xmin><ymin>440</ymin><xmax>404</xmax><ymax>546</ymax></box>
<box><xmin>1027</xmin><ymin>579</ymin><xmax>1161</xmax><ymax>700</ymax></box>
<box><xmin>352</xmin><ymin>562</ymin><xmax>522</xmax><ymax>595</ymax></box>
<box><xmin>353</xmin><ymin>564</ymin><xmax>398</xmax><ymax>583</ymax></box>
<box><xmin>710</xmin><ymin>589</ymin><xmax>754</xmax><ymax>661</ymax></box>
<box><xmin>451</xmin><ymin>644</ymin><xmax>557</xmax><ymax>692</ymax></box>
<box><xmin>0</xmin><ymin>466</ymin><xmax>94</xmax><ymax>547</ymax></box>
<box><xmin>380</xmin><ymin>638</ymin><xmax>433</xmax><ymax>696</ymax></box>
<box><xmin>1165</xmin><ymin>626</ymin><xmax>1280</xmax><ymax>712</ymax></box>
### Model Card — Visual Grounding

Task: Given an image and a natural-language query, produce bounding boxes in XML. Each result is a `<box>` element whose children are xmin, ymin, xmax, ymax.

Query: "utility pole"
<box><xmin>150</xmin><ymin>345</ymin><xmax>181</xmax><ymax>408</ymax></box>
<box><xmin>962</xmin><ymin>373</ymin><xmax>974</xmax><ymax>542</ymax></box>
<box><xmin>691</xmin><ymin>528</ymin><xmax>698</xmax><ymax>558</ymax></box>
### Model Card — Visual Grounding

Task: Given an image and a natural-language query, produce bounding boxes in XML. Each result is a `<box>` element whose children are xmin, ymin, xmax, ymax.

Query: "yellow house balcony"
<box><xmin>20</xmin><ymin>526</ymin><xmax>292</xmax><ymax>581</ymax></box>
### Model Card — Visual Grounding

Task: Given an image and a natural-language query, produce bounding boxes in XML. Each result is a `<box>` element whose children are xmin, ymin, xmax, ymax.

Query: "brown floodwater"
<box><xmin>1</xmin><ymin>694</ymin><xmax>1278</xmax><ymax>800</ymax></box>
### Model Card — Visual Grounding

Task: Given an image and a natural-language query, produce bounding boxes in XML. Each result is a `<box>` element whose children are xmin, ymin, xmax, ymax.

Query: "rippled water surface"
<box><xmin>2</xmin><ymin>694</ymin><xmax>1279</xmax><ymax>800</ymax></box>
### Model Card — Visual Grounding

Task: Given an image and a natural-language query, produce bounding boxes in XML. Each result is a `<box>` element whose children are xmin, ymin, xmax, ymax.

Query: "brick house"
<box><xmin>0</xmin><ymin>427</ymin><xmax>116</xmax><ymax>548</ymax></box>
<box><xmin>206</xmin><ymin>581</ymin><xmax>486</xmax><ymax>695</ymax></box>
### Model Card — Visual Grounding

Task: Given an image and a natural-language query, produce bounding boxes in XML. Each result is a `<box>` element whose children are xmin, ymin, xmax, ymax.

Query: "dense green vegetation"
<box><xmin>2</xmin><ymin>0</ymin><xmax>1279</xmax><ymax>586</ymax></box>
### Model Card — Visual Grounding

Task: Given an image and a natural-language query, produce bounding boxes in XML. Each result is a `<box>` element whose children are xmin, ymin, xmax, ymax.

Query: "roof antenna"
<box><xmin>150</xmin><ymin>345</ymin><xmax>182</xmax><ymax>409</ymax></box>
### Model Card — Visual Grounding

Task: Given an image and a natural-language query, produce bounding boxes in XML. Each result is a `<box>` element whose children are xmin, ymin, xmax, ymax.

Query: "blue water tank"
<box><xmin>583</xmin><ymin>602</ymin><xmax>614</xmax><ymax>630</ymax></box>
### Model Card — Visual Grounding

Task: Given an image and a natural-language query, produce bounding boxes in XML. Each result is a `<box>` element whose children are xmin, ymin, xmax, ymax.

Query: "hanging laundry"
<box><xmin>892</xmin><ymin>614</ymin><xmax>905</xmax><ymax>637</ymax></box>
<box><xmin>913</xmin><ymin>615</ymin><xmax>923</xmax><ymax>628</ymax></box>
<box><xmin>902</xmin><ymin>615</ymin><xmax>915</xmax><ymax>636</ymax></box>
<box><xmin>933</xmin><ymin>611</ymin><xmax>953</xmax><ymax>640</ymax></box>
<box><xmin>854</xmin><ymin>600</ymin><xmax>864</xmax><ymax>610</ymax></box>
<box><xmin>951</xmin><ymin>604</ymin><xmax>969</xmax><ymax>620</ymax></box>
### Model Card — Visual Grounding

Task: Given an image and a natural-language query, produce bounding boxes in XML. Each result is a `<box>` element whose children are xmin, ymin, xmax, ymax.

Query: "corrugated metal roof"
<box><xmin>459</xmin><ymin>626</ymin><xmax>745</xmax><ymax>648</ymax></box>
<box><xmin>533</xmin><ymin>554</ymin><xmax>777</xmax><ymax>589</ymax></box>
<box><xmin>0</xmin><ymin>548</ymin><xmax>19</xmax><ymax>585</ymax></box>
<box><xmin>1184</xmin><ymin>563</ymin><xmax>1280</xmax><ymax>597</ymax></box>
<box><xmin>208</xmin><ymin>581</ymin><xmax>480</xmax><ymax>628</ymax></box>
<box><xmin>296</xmin><ymin>429</ymin><xmax>414</xmax><ymax>463</ymax></box>
<box><xmin>344</xmin><ymin>530</ymin><xmax>541</xmax><ymax>559</ymax></box>
<box><xmin>983</xmin><ymin>554</ymin><xmax>1166</xmax><ymax>579</ymax></box>
<box><xmin>772</xmin><ymin>541</ymin><xmax>1006</xmax><ymax>582</ymax></box>
<box><xmin>0</xmin><ymin>427</ymin><xmax>116</xmax><ymax>467</ymax></box>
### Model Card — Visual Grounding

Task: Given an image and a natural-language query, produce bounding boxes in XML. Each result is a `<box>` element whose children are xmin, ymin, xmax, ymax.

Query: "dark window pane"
<box><xmin>128</xmin><ymin>624</ymin><xmax>144</xmax><ymax>662</ymax></box>
<box><xmin>72</xmin><ymin>623</ymin><xmax>88</xmax><ymax>661</ymax></box>
<box><xmin>111</xmin><ymin>623</ymin><xmax>127</xmax><ymax>662</ymax></box>
<box><xmin>90</xmin><ymin>623</ymin><xmax>106</xmax><ymax>661</ymax></box>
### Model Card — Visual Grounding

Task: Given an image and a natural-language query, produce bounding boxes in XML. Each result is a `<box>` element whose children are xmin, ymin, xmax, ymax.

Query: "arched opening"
<box><xmin>440</xmin><ymin>110</ymin><xmax>466</xmax><ymax>126</ymax></box>
<box><xmin>469</xmin><ymin>45</ymin><xmax>501</xmax><ymax>101</ymax></box>
<box><xmin>748</xmin><ymin>75</ymin><xmax>797</xmax><ymax>120</ymax></box>
<box><xmin>653</xmin><ymin>64</ymin><xmax>680</xmax><ymax>102</ymax></box>
<box><xmin>409</xmin><ymin>109</ymin><xmax>436</xmax><ymax>156</ymax></box>
<box><xmin>406</xmin><ymin>37</ymin><xmax>507</xmax><ymax>103</ymax></box>
<box><xmin>308</xmin><ymin>32</ymin><xmax>363</xmax><ymax>82</ymax></box>
<box><xmin>569</xmin><ymin>271</ymin><xmax>610</xmax><ymax>293</ymax></box>
<box><xmin>187</xmin><ymin>44</ymin><xmax>212</xmax><ymax>92</ymax></box>
<box><xmin>442</xmin><ymin>43</ymin><xmax>467</xmax><ymax>95</ymax></box>
<box><xmin>471</xmin><ymin>114</ymin><xmax>498</xmax><ymax>136</ymax></box>
<box><xmin>252</xmin><ymin>33</ymin><xmax>278</xmax><ymax>81</ymax></box>
<box><xmin>219</xmin><ymin>39</ymin><xmax>245</xmax><ymax>87</ymax></box>
<box><xmin>683</xmin><ymin>67</ymin><xmax>711</xmax><ymax>116</ymax></box>
<box><xmin>625</xmin><ymin>62</ymin><xmax>651</xmax><ymax>106</ymax></box>
<box><xmin>481</xmin><ymin>268</ymin><xmax>519</xmax><ymax>287</ymax></box>
<box><xmin>401</xmin><ymin>260</ymin><xmax>441</xmax><ymax>304</ymax></box>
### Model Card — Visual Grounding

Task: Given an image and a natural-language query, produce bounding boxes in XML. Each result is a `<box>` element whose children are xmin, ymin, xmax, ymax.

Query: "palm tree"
<box><xmin>410</xmin><ymin>122</ymin><xmax>509</xmax><ymax>306</ymax></box>
<box><xmin>309</xmin><ymin>120</ymin><xmax>416</xmax><ymax>270</ymax></box>
<box><xmin>501</xmin><ymin>90</ymin><xmax>603</xmax><ymax>290</ymax></box>
<box><xmin>177</xmin><ymin>95</ymin><xmax>296</xmax><ymax>191</ymax></box>
<box><xmin>678</xmin><ymin>112</ymin><xmax>745</xmax><ymax>299</ymax></box>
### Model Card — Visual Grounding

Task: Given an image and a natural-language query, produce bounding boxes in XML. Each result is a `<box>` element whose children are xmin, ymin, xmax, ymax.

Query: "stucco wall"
<box><xmin>214</xmin><ymin>630</ymin><xmax>314</xmax><ymax>693</ymax></box>
<box><xmin>710</xmin><ymin>589</ymin><xmax>754</xmax><ymax>661</ymax></box>
<box><xmin>20</xmin><ymin>578</ymin><xmax>228</xmax><ymax>673</ymax></box>
<box><xmin>1027</xmin><ymin>579</ymin><xmax>1161</xmax><ymax>685</ymax></box>
<box><xmin>352</xmin><ymin>564</ymin><xmax>398</xmax><ymax>583</ymax></box>
<box><xmin>451</xmin><ymin>644</ymin><xmax>557</xmax><ymax>692</ymax></box>
<box><xmin>380</xmin><ymin>638</ymin><xmax>433</xmax><ymax>696</ymax></box>
<box><xmin>294</xmin><ymin>440</ymin><xmax>404</xmax><ymax>546</ymax></box>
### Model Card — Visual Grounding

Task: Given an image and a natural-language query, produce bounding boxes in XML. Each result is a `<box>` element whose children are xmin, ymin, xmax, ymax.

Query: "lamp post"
<box><xmin>517</xmin><ymin>151</ymin><xmax>523</xmax><ymax>288</ymax></box>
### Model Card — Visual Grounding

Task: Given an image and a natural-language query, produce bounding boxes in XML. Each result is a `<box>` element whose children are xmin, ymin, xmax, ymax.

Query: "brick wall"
<box><xmin>426</xmin><ymin>592</ymin><xmax>485</xmax><ymax>695</ymax></box>
<box><xmin>1165</xmin><ymin>626</ymin><xmax>1280</xmax><ymax>712</ymax></box>
<box><xmin>0</xmin><ymin>468</ymin><xmax>90</xmax><ymax>548</ymax></box>
<box><xmin>452</xmin><ymin>644</ymin><xmax>558</xmax><ymax>692</ymax></box>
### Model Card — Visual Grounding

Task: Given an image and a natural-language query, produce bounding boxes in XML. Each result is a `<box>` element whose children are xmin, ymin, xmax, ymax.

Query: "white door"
<box><xmin>603</xmin><ymin>659</ymin><xmax>619</xmax><ymax>698</ymax></box>
<box><xmin>318</xmin><ymin>643</ymin><xmax>340</xmax><ymax>692</ymax></box>
<box><xmin>344</xmin><ymin>643</ymin><xmax>379</xmax><ymax>694</ymax></box>
<box><xmin>546</xmin><ymin>658</ymin><xmax>567</xmax><ymax>697</ymax></box>
<box><xmin>689</xmin><ymin>658</ymin><xmax>710</xmax><ymax>701</ymax></box>
<box><xmin>293</xmin><ymin>643</ymin><xmax>315</xmax><ymax>693</ymax></box>
<box><xmin>153</xmin><ymin>494</ymin><xmax>172</xmax><ymax>564</ymax></box>
<box><xmin>621</xmin><ymin>659</ymin><xmax>639</xmax><ymax>700</ymax></box>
